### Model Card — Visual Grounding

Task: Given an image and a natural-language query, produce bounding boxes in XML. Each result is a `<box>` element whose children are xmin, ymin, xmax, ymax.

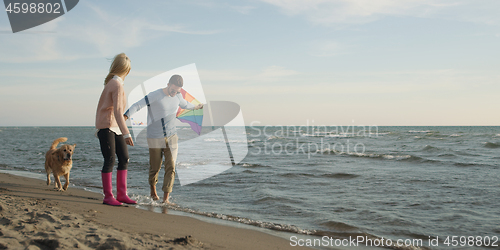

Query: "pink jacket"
<box><xmin>95</xmin><ymin>76</ymin><xmax>130</xmax><ymax>136</ymax></box>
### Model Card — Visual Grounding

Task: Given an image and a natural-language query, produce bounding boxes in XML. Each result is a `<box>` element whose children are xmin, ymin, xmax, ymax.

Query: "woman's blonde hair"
<box><xmin>104</xmin><ymin>53</ymin><xmax>131</xmax><ymax>85</ymax></box>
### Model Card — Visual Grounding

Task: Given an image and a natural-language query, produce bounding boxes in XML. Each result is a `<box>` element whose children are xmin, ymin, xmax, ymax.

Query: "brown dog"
<box><xmin>45</xmin><ymin>137</ymin><xmax>76</xmax><ymax>191</ymax></box>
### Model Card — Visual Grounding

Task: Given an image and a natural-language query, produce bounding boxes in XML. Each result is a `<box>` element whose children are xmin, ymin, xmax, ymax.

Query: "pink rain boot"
<box><xmin>101</xmin><ymin>172</ymin><xmax>122</xmax><ymax>206</ymax></box>
<box><xmin>116</xmin><ymin>170</ymin><xmax>137</xmax><ymax>204</ymax></box>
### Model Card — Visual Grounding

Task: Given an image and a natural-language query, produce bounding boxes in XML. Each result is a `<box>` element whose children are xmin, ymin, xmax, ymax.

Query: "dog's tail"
<box><xmin>50</xmin><ymin>137</ymin><xmax>68</xmax><ymax>150</ymax></box>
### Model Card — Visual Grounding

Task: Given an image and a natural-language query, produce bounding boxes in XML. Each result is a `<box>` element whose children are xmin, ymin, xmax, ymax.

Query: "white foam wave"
<box><xmin>204</xmin><ymin>138</ymin><xmax>255</xmax><ymax>143</ymax></box>
<box><xmin>318</xmin><ymin>149</ymin><xmax>412</xmax><ymax>160</ymax></box>
<box><xmin>266</xmin><ymin>135</ymin><xmax>285</xmax><ymax>140</ymax></box>
<box><xmin>374</xmin><ymin>132</ymin><xmax>390</xmax><ymax>135</ymax></box>
<box><xmin>177</xmin><ymin>161</ymin><xmax>208</xmax><ymax>169</ymax></box>
<box><xmin>204</xmin><ymin>138</ymin><xmax>221</xmax><ymax>142</ymax></box>
<box><xmin>302</xmin><ymin>133</ymin><xmax>325</xmax><ymax>137</ymax></box>
<box><xmin>163</xmin><ymin>204</ymin><xmax>314</xmax><ymax>234</ymax></box>
<box><xmin>133</xmin><ymin>193</ymin><xmax>315</xmax><ymax>234</ymax></box>
<box><xmin>302</xmin><ymin>133</ymin><xmax>353</xmax><ymax>138</ymax></box>
<box><xmin>327</xmin><ymin>134</ymin><xmax>353</xmax><ymax>138</ymax></box>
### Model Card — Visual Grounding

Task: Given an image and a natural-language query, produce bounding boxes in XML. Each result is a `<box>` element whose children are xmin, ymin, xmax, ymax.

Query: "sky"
<box><xmin>0</xmin><ymin>0</ymin><xmax>499</xmax><ymax>126</ymax></box>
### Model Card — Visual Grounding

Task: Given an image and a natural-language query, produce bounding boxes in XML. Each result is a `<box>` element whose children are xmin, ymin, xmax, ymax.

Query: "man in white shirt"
<box><xmin>124</xmin><ymin>75</ymin><xmax>203</xmax><ymax>203</ymax></box>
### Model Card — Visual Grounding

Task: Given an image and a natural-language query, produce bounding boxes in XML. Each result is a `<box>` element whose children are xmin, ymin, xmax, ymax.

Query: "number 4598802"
<box><xmin>5</xmin><ymin>2</ymin><xmax>61</xmax><ymax>14</ymax></box>
<box><xmin>443</xmin><ymin>236</ymin><xmax>498</xmax><ymax>247</ymax></box>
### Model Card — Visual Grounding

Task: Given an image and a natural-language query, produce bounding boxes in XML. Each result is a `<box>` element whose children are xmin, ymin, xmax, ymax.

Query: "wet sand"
<box><xmin>0</xmin><ymin>173</ymin><xmax>308</xmax><ymax>249</ymax></box>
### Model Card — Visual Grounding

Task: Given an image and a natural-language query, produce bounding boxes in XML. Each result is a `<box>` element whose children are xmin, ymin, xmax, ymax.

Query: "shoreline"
<box><xmin>0</xmin><ymin>169</ymin><xmax>315</xmax><ymax>239</ymax></box>
<box><xmin>0</xmin><ymin>172</ymin><xmax>310</xmax><ymax>249</ymax></box>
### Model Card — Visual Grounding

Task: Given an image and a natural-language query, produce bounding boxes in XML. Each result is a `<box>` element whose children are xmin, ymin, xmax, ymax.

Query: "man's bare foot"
<box><xmin>162</xmin><ymin>192</ymin><xmax>171</xmax><ymax>204</ymax></box>
<box><xmin>150</xmin><ymin>185</ymin><xmax>160</xmax><ymax>200</ymax></box>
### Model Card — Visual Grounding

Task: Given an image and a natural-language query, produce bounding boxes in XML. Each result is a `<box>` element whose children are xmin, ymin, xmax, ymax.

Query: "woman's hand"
<box><xmin>195</xmin><ymin>104</ymin><xmax>204</xmax><ymax>110</ymax></box>
<box><xmin>125</xmin><ymin>137</ymin><xmax>134</xmax><ymax>146</ymax></box>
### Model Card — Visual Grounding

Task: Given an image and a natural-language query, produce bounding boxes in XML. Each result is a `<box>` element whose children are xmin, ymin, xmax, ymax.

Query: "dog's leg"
<box><xmin>54</xmin><ymin>174</ymin><xmax>63</xmax><ymax>191</ymax></box>
<box><xmin>63</xmin><ymin>173</ymin><xmax>70</xmax><ymax>191</ymax></box>
<box><xmin>45</xmin><ymin>164</ymin><xmax>51</xmax><ymax>186</ymax></box>
<box><xmin>46</xmin><ymin>171</ymin><xmax>51</xmax><ymax>186</ymax></box>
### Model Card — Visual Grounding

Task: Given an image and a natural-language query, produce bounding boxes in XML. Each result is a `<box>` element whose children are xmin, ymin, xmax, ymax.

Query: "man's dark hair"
<box><xmin>169</xmin><ymin>75</ymin><xmax>183</xmax><ymax>87</ymax></box>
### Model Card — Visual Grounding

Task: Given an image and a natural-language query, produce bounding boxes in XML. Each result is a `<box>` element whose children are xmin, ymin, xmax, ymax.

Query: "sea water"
<box><xmin>0</xmin><ymin>126</ymin><xmax>499</xmax><ymax>249</ymax></box>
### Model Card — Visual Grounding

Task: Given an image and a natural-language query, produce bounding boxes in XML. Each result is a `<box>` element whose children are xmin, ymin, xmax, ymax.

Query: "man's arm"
<box><xmin>178</xmin><ymin>93</ymin><xmax>203</xmax><ymax>110</ymax></box>
<box><xmin>123</xmin><ymin>96</ymin><xmax>147</xmax><ymax>119</ymax></box>
<box><xmin>124</xmin><ymin>89</ymin><xmax>165</xmax><ymax>118</ymax></box>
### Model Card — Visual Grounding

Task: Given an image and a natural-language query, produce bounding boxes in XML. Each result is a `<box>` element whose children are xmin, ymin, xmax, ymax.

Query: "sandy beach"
<box><xmin>0</xmin><ymin>173</ymin><xmax>308</xmax><ymax>250</ymax></box>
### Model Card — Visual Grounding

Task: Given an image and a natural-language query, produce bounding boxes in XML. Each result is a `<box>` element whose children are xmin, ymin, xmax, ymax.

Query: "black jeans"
<box><xmin>97</xmin><ymin>128</ymin><xmax>129</xmax><ymax>173</ymax></box>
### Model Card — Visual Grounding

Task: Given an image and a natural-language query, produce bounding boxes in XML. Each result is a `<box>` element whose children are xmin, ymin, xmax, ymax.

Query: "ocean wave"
<box><xmin>437</xmin><ymin>153</ymin><xmax>456</xmax><ymax>158</ymax></box>
<box><xmin>484</xmin><ymin>142</ymin><xmax>500</xmax><ymax>148</ymax></box>
<box><xmin>203</xmin><ymin>138</ymin><xmax>256</xmax><ymax>143</ymax></box>
<box><xmin>306</xmin><ymin>132</ymin><xmax>391</xmax><ymax>137</ymax></box>
<box><xmin>408</xmin><ymin>130</ymin><xmax>432</xmax><ymax>133</ymax></box>
<box><xmin>320</xmin><ymin>221</ymin><xmax>360</xmax><ymax>232</ymax></box>
<box><xmin>204</xmin><ymin>138</ymin><xmax>222</xmax><ymax>142</ymax></box>
<box><xmin>454</xmin><ymin>162</ymin><xmax>476</xmax><ymax>167</ymax></box>
<box><xmin>321</xmin><ymin>173</ymin><xmax>360</xmax><ymax>179</ymax></box>
<box><xmin>327</xmin><ymin>134</ymin><xmax>354</xmax><ymax>138</ymax></box>
<box><xmin>177</xmin><ymin>161</ymin><xmax>208</xmax><ymax>168</ymax></box>
<box><xmin>278</xmin><ymin>172</ymin><xmax>359</xmax><ymax>180</ymax></box>
<box><xmin>279</xmin><ymin>172</ymin><xmax>315</xmax><ymax>178</ymax></box>
<box><xmin>266</xmin><ymin>135</ymin><xmax>286</xmax><ymax>140</ymax></box>
<box><xmin>454</xmin><ymin>151</ymin><xmax>481</xmax><ymax>157</ymax></box>
<box><xmin>242</xmin><ymin>169</ymin><xmax>258</xmax><ymax>174</ymax></box>
<box><xmin>422</xmin><ymin>145</ymin><xmax>440</xmax><ymax>152</ymax></box>
<box><xmin>453</xmin><ymin>162</ymin><xmax>496</xmax><ymax>168</ymax></box>
<box><xmin>135</xmin><ymin>197</ymin><xmax>315</xmax><ymax>235</ymax></box>
<box><xmin>253</xmin><ymin>195</ymin><xmax>301</xmax><ymax>205</ymax></box>
<box><xmin>399</xmin><ymin>231</ymin><xmax>434</xmax><ymax>242</ymax></box>
<box><xmin>374</xmin><ymin>132</ymin><xmax>390</xmax><ymax>136</ymax></box>
<box><xmin>301</xmin><ymin>132</ymin><xmax>358</xmax><ymax>138</ymax></box>
<box><xmin>398</xmin><ymin>155</ymin><xmax>427</xmax><ymax>163</ymax></box>
<box><xmin>301</xmin><ymin>133</ymin><xmax>327</xmax><ymax>137</ymax></box>
<box><xmin>240</xmin><ymin>163</ymin><xmax>272</xmax><ymax>168</ymax></box>
<box><xmin>318</xmin><ymin>149</ymin><xmax>423</xmax><ymax>162</ymax></box>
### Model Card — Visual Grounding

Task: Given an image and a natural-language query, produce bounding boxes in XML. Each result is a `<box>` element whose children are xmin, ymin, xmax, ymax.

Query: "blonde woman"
<box><xmin>95</xmin><ymin>53</ymin><xmax>136</xmax><ymax>206</ymax></box>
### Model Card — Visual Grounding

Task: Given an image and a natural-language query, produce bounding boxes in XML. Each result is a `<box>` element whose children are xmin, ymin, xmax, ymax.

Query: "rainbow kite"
<box><xmin>176</xmin><ymin>88</ymin><xmax>203</xmax><ymax>135</ymax></box>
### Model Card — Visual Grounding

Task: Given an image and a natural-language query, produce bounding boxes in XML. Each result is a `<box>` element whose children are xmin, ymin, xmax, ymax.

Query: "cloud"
<box><xmin>199</xmin><ymin>65</ymin><xmax>299</xmax><ymax>84</ymax></box>
<box><xmin>258</xmin><ymin>0</ymin><xmax>498</xmax><ymax>26</ymax></box>
<box><xmin>231</xmin><ymin>5</ymin><xmax>257</xmax><ymax>15</ymax></box>
<box><xmin>0</xmin><ymin>16</ymin><xmax>85</xmax><ymax>63</ymax></box>
<box><xmin>0</xmin><ymin>1</ymin><xmax>222</xmax><ymax>63</ymax></box>
<box><xmin>308</xmin><ymin>40</ymin><xmax>347</xmax><ymax>57</ymax></box>
<box><xmin>199</xmin><ymin>69</ymin><xmax>251</xmax><ymax>82</ymax></box>
<box><xmin>257</xmin><ymin>65</ymin><xmax>299</xmax><ymax>79</ymax></box>
<box><xmin>202</xmin><ymin>68</ymin><xmax>500</xmax><ymax>97</ymax></box>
